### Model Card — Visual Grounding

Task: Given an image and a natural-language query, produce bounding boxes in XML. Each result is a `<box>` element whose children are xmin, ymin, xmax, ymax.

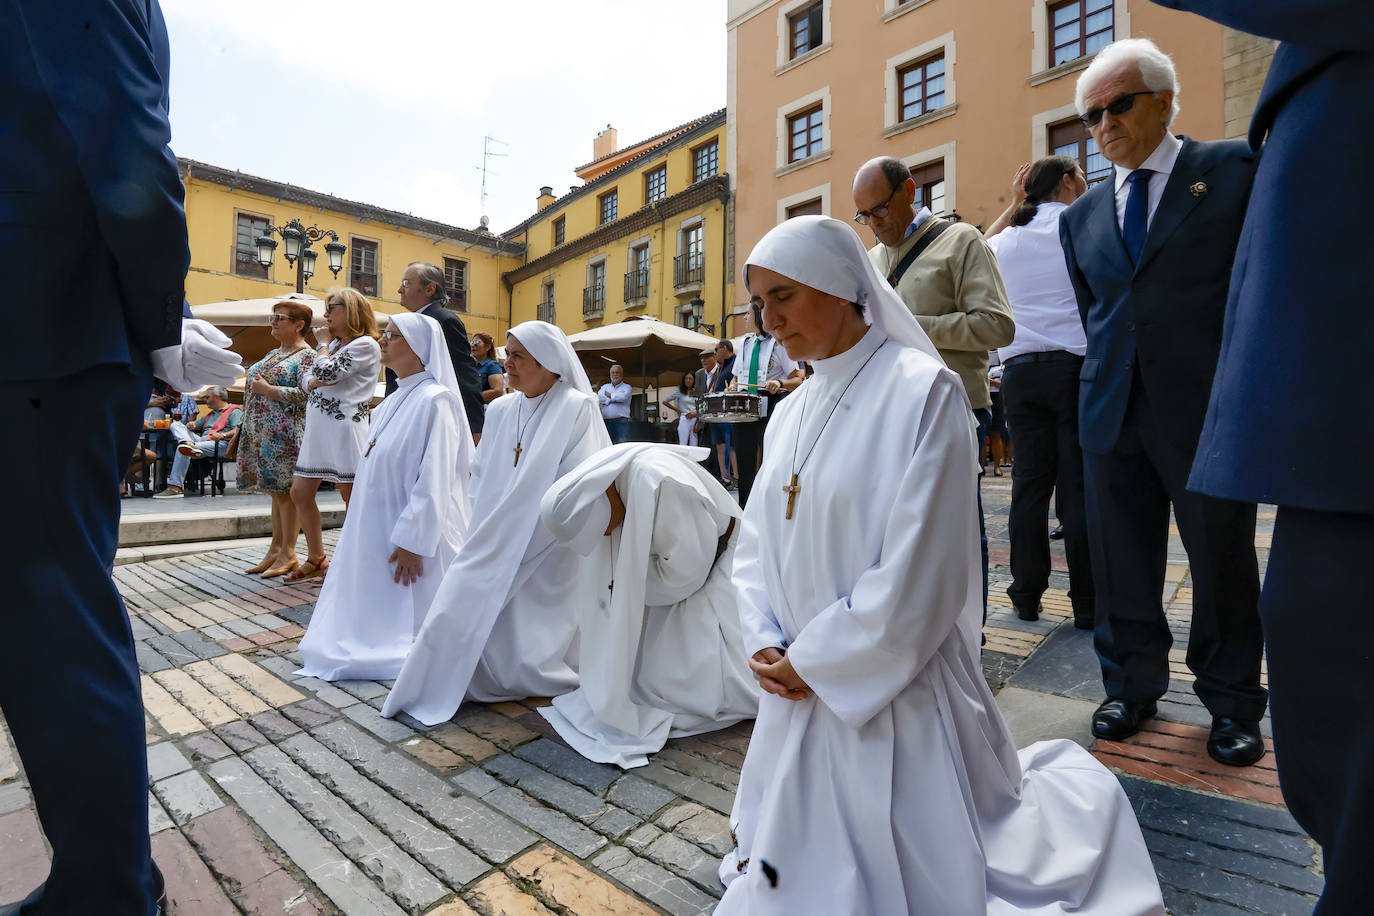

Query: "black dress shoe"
<box><xmin>1049</xmin><ymin>524</ymin><xmax>1065</xmax><ymax>541</ymax></box>
<box><xmin>1073</xmin><ymin>614</ymin><xmax>1095</xmax><ymax>630</ymax></box>
<box><xmin>1207</xmin><ymin>716</ymin><xmax>1266</xmax><ymax>767</ymax></box>
<box><xmin>1015</xmin><ymin>603</ymin><xmax>1040</xmax><ymax>622</ymax></box>
<box><xmin>1091</xmin><ymin>697</ymin><xmax>1157</xmax><ymax>740</ymax></box>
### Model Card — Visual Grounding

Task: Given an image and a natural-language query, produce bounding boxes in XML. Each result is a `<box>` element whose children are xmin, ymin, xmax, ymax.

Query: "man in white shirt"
<box><xmin>984</xmin><ymin>157</ymin><xmax>1094</xmax><ymax>630</ymax></box>
<box><xmin>731</xmin><ymin>302</ymin><xmax>803</xmax><ymax>506</ymax></box>
<box><xmin>1059</xmin><ymin>38</ymin><xmax>1265</xmax><ymax>767</ymax></box>
<box><xmin>597</xmin><ymin>363</ymin><xmax>633</xmax><ymax>443</ymax></box>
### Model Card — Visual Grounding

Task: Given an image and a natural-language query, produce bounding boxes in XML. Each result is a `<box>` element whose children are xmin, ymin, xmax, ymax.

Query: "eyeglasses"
<box><xmin>268</xmin><ymin>314</ymin><xmax>292</xmax><ymax>323</ymax></box>
<box><xmin>324</xmin><ymin>302</ymin><xmax>344</xmax><ymax>312</ymax></box>
<box><xmin>380</xmin><ymin>330</ymin><xmax>399</xmax><ymax>341</ymax></box>
<box><xmin>1079</xmin><ymin>91</ymin><xmax>1156</xmax><ymax>128</ymax></box>
<box><xmin>854</xmin><ymin>184</ymin><xmax>902</xmax><ymax>225</ymax></box>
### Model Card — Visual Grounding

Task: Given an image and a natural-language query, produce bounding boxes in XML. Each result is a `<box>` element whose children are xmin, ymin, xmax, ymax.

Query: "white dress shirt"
<box><xmin>733</xmin><ymin>333</ymin><xmax>799</xmax><ymax>417</ymax></box>
<box><xmin>1112</xmin><ymin>132</ymin><xmax>1182</xmax><ymax>232</ymax></box>
<box><xmin>987</xmin><ymin>203</ymin><xmax>1087</xmax><ymax>363</ymax></box>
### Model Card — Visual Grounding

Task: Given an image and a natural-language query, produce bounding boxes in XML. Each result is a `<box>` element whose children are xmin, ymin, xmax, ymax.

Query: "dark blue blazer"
<box><xmin>1059</xmin><ymin>137</ymin><xmax>1256</xmax><ymax>456</ymax></box>
<box><xmin>1155</xmin><ymin>1</ymin><xmax>1374</xmax><ymax>513</ymax></box>
<box><xmin>2</xmin><ymin>0</ymin><xmax>189</xmax><ymax>381</ymax></box>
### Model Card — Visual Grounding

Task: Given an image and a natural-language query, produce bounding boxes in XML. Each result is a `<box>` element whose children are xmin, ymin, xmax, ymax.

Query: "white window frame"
<box><xmin>776</xmin><ymin>183</ymin><xmax>831</xmax><ymax>225</ymax></box>
<box><xmin>776</xmin><ymin>0</ymin><xmax>831</xmax><ymax>72</ymax></box>
<box><xmin>776</xmin><ymin>86</ymin><xmax>832</xmax><ymax>173</ymax></box>
<box><xmin>1031</xmin><ymin>102</ymin><xmax>1083</xmax><ymax>160</ymax></box>
<box><xmin>1030</xmin><ymin>0</ymin><xmax>1129</xmax><ymax>78</ymax></box>
<box><xmin>885</xmin><ymin>32</ymin><xmax>955</xmax><ymax>132</ymax></box>
<box><xmin>901</xmin><ymin>141</ymin><xmax>957</xmax><ymax>216</ymax></box>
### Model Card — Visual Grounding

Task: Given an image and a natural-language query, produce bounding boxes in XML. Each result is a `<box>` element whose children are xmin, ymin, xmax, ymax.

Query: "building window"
<box><xmin>625</xmin><ymin>244</ymin><xmax>650</xmax><ymax>301</ymax></box>
<box><xmin>553</xmin><ymin>216</ymin><xmax>566</xmax><ymax>247</ymax></box>
<box><xmin>911</xmin><ymin>161</ymin><xmax>946</xmax><ymax>214</ymax></box>
<box><xmin>645</xmin><ymin>166</ymin><xmax>667</xmax><ymax>205</ymax></box>
<box><xmin>598</xmin><ymin>190</ymin><xmax>618</xmax><ymax>225</ymax></box>
<box><xmin>443</xmin><ymin>257</ymin><xmax>467</xmax><ymax>312</ymax></box>
<box><xmin>1049</xmin><ymin>120</ymin><xmax>1111</xmax><ymax>185</ymax></box>
<box><xmin>789</xmin><ymin>2</ymin><xmax>823</xmax><ymax>59</ymax></box>
<box><xmin>897</xmin><ymin>53</ymin><xmax>947</xmax><ymax>122</ymax></box>
<box><xmin>349</xmin><ymin>238</ymin><xmax>378</xmax><ymax>297</ymax></box>
<box><xmin>692</xmin><ymin>141</ymin><xmax>719</xmax><ymax>183</ymax></box>
<box><xmin>539</xmin><ymin>280</ymin><xmax>555</xmax><ymax>323</ymax></box>
<box><xmin>785</xmin><ymin>198</ymin><xmax>824</xmax><ymax>219</ymax></box>
<box><xmin>584</xmin><ymin>262</ymin><xmax>606</xmax><ymax>317</ymax></box>
<box><xmin>1050</xmin><ymin>0</ymin><xmax>1113</xmax><ymax>67</ymax></box>
<box><xmin>788</xmin><ymin>106</ymin><xmax>824</xmax><ymax>163</ymax></box>
<box><xmin>675</xmin><ymin>224</ymin><xmax>705</xmax><ymax>288</ymax></box>
<box><xmin>234</xmin><ymin>213</ymin><xmax>270</xmax><ymax>279</ymax></box>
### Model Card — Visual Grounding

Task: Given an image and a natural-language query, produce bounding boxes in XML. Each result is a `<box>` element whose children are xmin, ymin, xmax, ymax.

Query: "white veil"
<box><xmin>742</xmin><ymin>215</ymin><xmax>941</xmax><ymax>362</ymax></box>
<box><xmin>507</xmin><ymin>320</ymin><xmax>593</xmax><ymax>395</ymax></box>
<box><xmin>389</xmin><ymin>311</ymin><xmax>460</xmax><ymax>398</ymax></box>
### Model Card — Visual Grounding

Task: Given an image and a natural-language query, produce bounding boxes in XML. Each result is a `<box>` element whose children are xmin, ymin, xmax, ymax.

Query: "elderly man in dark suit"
<box><xmin>388</xmin><ymin>261</ymin><xmax>486</xmax><ymax>439</ymax></box>
<box><xmin>1</xmin><ymin>1</ymin><xmax>241</xmax><ymax>912</ymax></box>
<box><xmin>1152</xmin><ymin>3</ymin><xmax>1373</xmax><ymax>909</ymax></box>
<box><xmin>1059</xmin><ymin>37</ymin><xmax>1266</xmax><ymax>767</ymax></box>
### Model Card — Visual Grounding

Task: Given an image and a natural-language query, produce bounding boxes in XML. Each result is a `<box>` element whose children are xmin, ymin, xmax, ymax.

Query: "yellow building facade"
<box><xmin>179</xmin><ymin>159</ymin><xmax>522</xmax><ymax>335</ymax></box>
<box><xmin>501</xmin><ymin>111</ymin><xmax>735</xmax><ymax>339</ymax></box>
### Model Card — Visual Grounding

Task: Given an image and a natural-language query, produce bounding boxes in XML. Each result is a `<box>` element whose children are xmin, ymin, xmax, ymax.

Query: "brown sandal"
<box><xmin>246</xmin><ymin>554</ymin><xmax>277</xmax><ymax>574</ymax></box>
<box><xmin>261</xmin><ymin>558</ymin><xmax>298</xmax><ymax>579</ymax></box>
<box><xmin>284</xmin><ymin>556</ymin><xmax>328</xmax><ymax>583</ymax></box>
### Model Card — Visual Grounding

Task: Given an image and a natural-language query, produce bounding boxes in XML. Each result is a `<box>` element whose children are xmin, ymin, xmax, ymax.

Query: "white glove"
<box><xmin>150</xmin><ymin>318</ymin><xmax>243</xmax><ymax>391</ymax></box>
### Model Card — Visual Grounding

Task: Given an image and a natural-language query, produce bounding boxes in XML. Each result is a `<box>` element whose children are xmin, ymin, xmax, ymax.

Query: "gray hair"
<box><xmin>407</xmin><ymin>262</ymin><xmax>447</xmax><ymax>305</ymax></box>
<box><xmin>207</xmin><ymin>386</ymin><xmax>228</xmax><ymax>400</ymax></box>
<box><xmin>1075</xmin><ymin>37</ymin><xmax>1180</xmax><ymax>126</ymax></box>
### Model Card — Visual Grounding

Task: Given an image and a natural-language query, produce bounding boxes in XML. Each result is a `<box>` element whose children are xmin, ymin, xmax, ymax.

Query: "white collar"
<box><xmin>1113</xmin><ymin>133</ymin><xmax>1182</xmax><ymax>192</ymax></box>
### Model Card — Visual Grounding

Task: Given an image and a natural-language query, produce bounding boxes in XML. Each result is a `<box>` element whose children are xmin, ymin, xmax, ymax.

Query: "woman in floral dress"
<box><xmin>288</xmin><ymin>287</ymin><xmax>381</xmax><ymax>582</ymax></box>
<box><xmin>239</xmin><ymin>301</ymin><xmax>317</xmax><ymax>578</ymax></box>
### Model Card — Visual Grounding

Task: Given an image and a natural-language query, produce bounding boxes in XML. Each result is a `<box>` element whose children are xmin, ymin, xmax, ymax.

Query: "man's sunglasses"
<box><xmin>1079</xmin><ymin>91</ymin><xmax>1156</xmax><ymax>129</ymax></box>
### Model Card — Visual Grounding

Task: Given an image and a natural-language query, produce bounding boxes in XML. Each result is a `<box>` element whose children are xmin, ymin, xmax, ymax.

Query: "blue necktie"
<box><xmin>1122</xmin><ymin>168</ymin><xmax>1151</xmax><ymax>264</ymax></box>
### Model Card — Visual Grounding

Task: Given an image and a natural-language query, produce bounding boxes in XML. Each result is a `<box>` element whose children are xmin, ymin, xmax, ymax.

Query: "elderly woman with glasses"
<box><xmin>287</xmin><ymin>286</ymin><xmax>381</xmax><ymax>583</ymax></box>
<box><xmin>240</xmin><ymin>300</ymin><xmax>317</xmax><ymax>577</ymax></box>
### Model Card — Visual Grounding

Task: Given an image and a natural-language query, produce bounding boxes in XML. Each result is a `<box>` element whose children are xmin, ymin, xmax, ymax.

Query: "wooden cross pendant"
<box><xmin>782</xmin><ymin>474</ymin><xmax>800</xmax><ymax>520</ymax></box>
<box><xmin>513</xmin><ymin>442</ymin><xmax>523</xmax><ymax>467</ymax></box>
<box><xmin>363</xmin><ymin>438</ymin><xmax>376</xmax><ymax>458</ymax></box>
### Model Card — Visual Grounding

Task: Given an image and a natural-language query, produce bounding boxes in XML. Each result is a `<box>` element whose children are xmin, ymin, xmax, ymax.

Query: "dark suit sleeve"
<box><xmin>1152</xmin><ymin>1</ymin><xmax>1374</xmax><ymax>52</ymax></box>
<box><xmin>1058</xmin><ymin>214</ymin><xmax>1095</xmax><ymax>328</ymax></box>
<box><xmin>434</xmin><ymin>308</ymin><xmax>485</xmax><ymax>434</ymax></box>
<box><xmin>13</xmin><ymin>0</ymin><xmax>190</xmax><ymax>354</ymax></box>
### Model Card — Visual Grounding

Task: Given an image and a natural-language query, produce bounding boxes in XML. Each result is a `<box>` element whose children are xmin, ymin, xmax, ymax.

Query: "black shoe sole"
<box><xmin>1091</xmin><ymin>703</ymin><xmax>1157</xmax><ymax>740</ymax></box>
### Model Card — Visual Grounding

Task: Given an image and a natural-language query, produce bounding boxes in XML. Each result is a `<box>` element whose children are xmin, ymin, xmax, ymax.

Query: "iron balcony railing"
<box><xmin>624</xmin><ymin>268</ymin><xmax>649</xmax><ymax>301</ymax></box>
<box><xmin>673</xmin><ymin>252</ymin><xmax>704</xmax><ymax>288</ymax></box>
<box><xmin>582</xmin><ymin>284</ymin><xmax>606</xmax><ymax>318</ymax></box>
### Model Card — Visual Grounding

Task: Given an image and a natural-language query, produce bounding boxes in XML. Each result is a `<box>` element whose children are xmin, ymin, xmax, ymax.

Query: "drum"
<box><xmin>699</xmin><ymin>391</ymin><xmax>761</xmax><ymax>423</ymax></box>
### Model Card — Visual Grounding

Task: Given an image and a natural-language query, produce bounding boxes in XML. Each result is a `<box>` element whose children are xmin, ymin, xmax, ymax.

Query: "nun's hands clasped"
<box><xmin>750</xmin><ymin>648</ymin><xmax>812</xmax><ymax>701</ymax></box>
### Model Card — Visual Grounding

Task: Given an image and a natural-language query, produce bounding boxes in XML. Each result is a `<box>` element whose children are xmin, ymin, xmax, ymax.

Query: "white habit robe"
<box><xmin>539</xmin><ymin>444</ymin><xmax>760</xmax><ymax>769</ymax></box>
<box><xmin>717</xmin><ymin>327</ymin><xmax>1163</xmax><ymax>915</ymax></box>
<box><xmin>381</xmin><ymin>380</ymin><xmax>610</xmax><ymax>725</ymax></box>
<box><xmin>296</xmin><ymin>371</ymin><xmax>472</xmax><ymax>681</ymax></box>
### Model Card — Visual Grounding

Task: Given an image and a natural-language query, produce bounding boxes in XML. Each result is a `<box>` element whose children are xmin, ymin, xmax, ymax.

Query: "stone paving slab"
<box><xmin>0</xmin><ymin>481</ymin><xmax>1316</xmax><ymax>913</ymax></box>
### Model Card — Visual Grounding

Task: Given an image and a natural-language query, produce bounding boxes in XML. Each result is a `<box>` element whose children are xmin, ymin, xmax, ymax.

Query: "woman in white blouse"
<box><xmin>661</xmin><ymin>371</ymin><xmax>701</xmax><ymax>446</ymax></box>
<box><xmin>288</xmin><ymin>287</ymin><xmax>381</xmax><ymax>582</ymax></box>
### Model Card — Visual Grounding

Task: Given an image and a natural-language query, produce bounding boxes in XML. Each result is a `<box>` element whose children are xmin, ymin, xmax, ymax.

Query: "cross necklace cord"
<box><xmin>362</xmin><ymin>380</ymin><xmax>423</xmax><ymax>458</ymax></box>
<box><xmin>783</xmin><ymin>339</ymin><xmax>889</xmax><ymax>520</ymax></box>
<box><xmin>513</xmin><ymin>391</ymin><xmax>550</xmax><ymax>466</ymax></box>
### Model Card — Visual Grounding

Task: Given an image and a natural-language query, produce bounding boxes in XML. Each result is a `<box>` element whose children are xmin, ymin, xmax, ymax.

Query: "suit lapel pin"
<box><xmin>1190</xmin><ymin>181</ymin><xmax>1208</xmax><ymax>198</ymax></box>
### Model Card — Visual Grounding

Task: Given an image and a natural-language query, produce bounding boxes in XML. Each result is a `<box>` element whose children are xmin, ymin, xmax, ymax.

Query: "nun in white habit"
<box><xmin>296</xmin><ymin>312</ymin><xmax>473</xmax><ymax>682</ymax></box>
<box><xmin>382</xmin><ymin>320</ymin><xmax>610</xmax><ymax>726</ymax></box>
<box><xmin>538</xmin><ymin>443</ymin><xmax>759</xmax><ymax>769</ymax></box>
<box><xmin>716</xmin><ymin>216</ymin><xmax>1163</xmax><ymax>915</ymax></box>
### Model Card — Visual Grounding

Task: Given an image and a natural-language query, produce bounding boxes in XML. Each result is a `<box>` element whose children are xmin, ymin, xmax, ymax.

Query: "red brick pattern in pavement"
<box><xmin>1092</xmin><ymin>718</ymin><xmax>1284</xmax><ymax>806</ymax></box>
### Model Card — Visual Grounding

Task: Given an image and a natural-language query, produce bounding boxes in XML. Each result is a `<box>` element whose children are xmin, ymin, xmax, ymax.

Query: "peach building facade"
<box><xmin>726</xmin><ymin>0</ymin><xmax>1271</xmax><ymax>330</ymax></box>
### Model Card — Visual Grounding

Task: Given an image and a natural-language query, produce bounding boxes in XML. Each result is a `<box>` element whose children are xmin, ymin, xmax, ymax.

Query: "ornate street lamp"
<box><xmin>256</xmin><ymin>218</ymin><xmax>346</xmax><ymax>294</ymax></box>
<box><xmin>688</xmin><ymin>295</ymin><xmax>713</xmax><ymax>335</ymax></box>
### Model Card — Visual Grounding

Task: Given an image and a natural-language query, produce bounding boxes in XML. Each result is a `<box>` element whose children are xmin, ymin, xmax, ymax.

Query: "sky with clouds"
<box><xmin>161</xmin><ymin>0</ymin><xmax>727</xmax><ymax>233</ymax></box>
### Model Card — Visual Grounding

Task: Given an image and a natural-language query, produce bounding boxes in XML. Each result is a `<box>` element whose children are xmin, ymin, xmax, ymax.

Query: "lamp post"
<box><xmin>255</xmin><ymin>218</ymin><xmax>347</xmax><ymax>294</ymax></box>
<box><xmin>688</xmin><ymin>295</ymin><xmax>714</xmax><ymax>336</ymax></box>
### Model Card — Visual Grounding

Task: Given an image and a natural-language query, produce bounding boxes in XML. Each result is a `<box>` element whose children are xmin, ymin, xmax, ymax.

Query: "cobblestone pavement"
<box><xmin>0</xmin><ymin>477</ymin><xmax>1322</xmax><ymax>914</ymax></box>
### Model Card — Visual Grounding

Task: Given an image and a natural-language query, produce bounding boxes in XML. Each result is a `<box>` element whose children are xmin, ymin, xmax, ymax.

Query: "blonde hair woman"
<box><xmin>288</xmin><ymin>287</ymin><xmax>381</xmax><ymax>582</ymax></box>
